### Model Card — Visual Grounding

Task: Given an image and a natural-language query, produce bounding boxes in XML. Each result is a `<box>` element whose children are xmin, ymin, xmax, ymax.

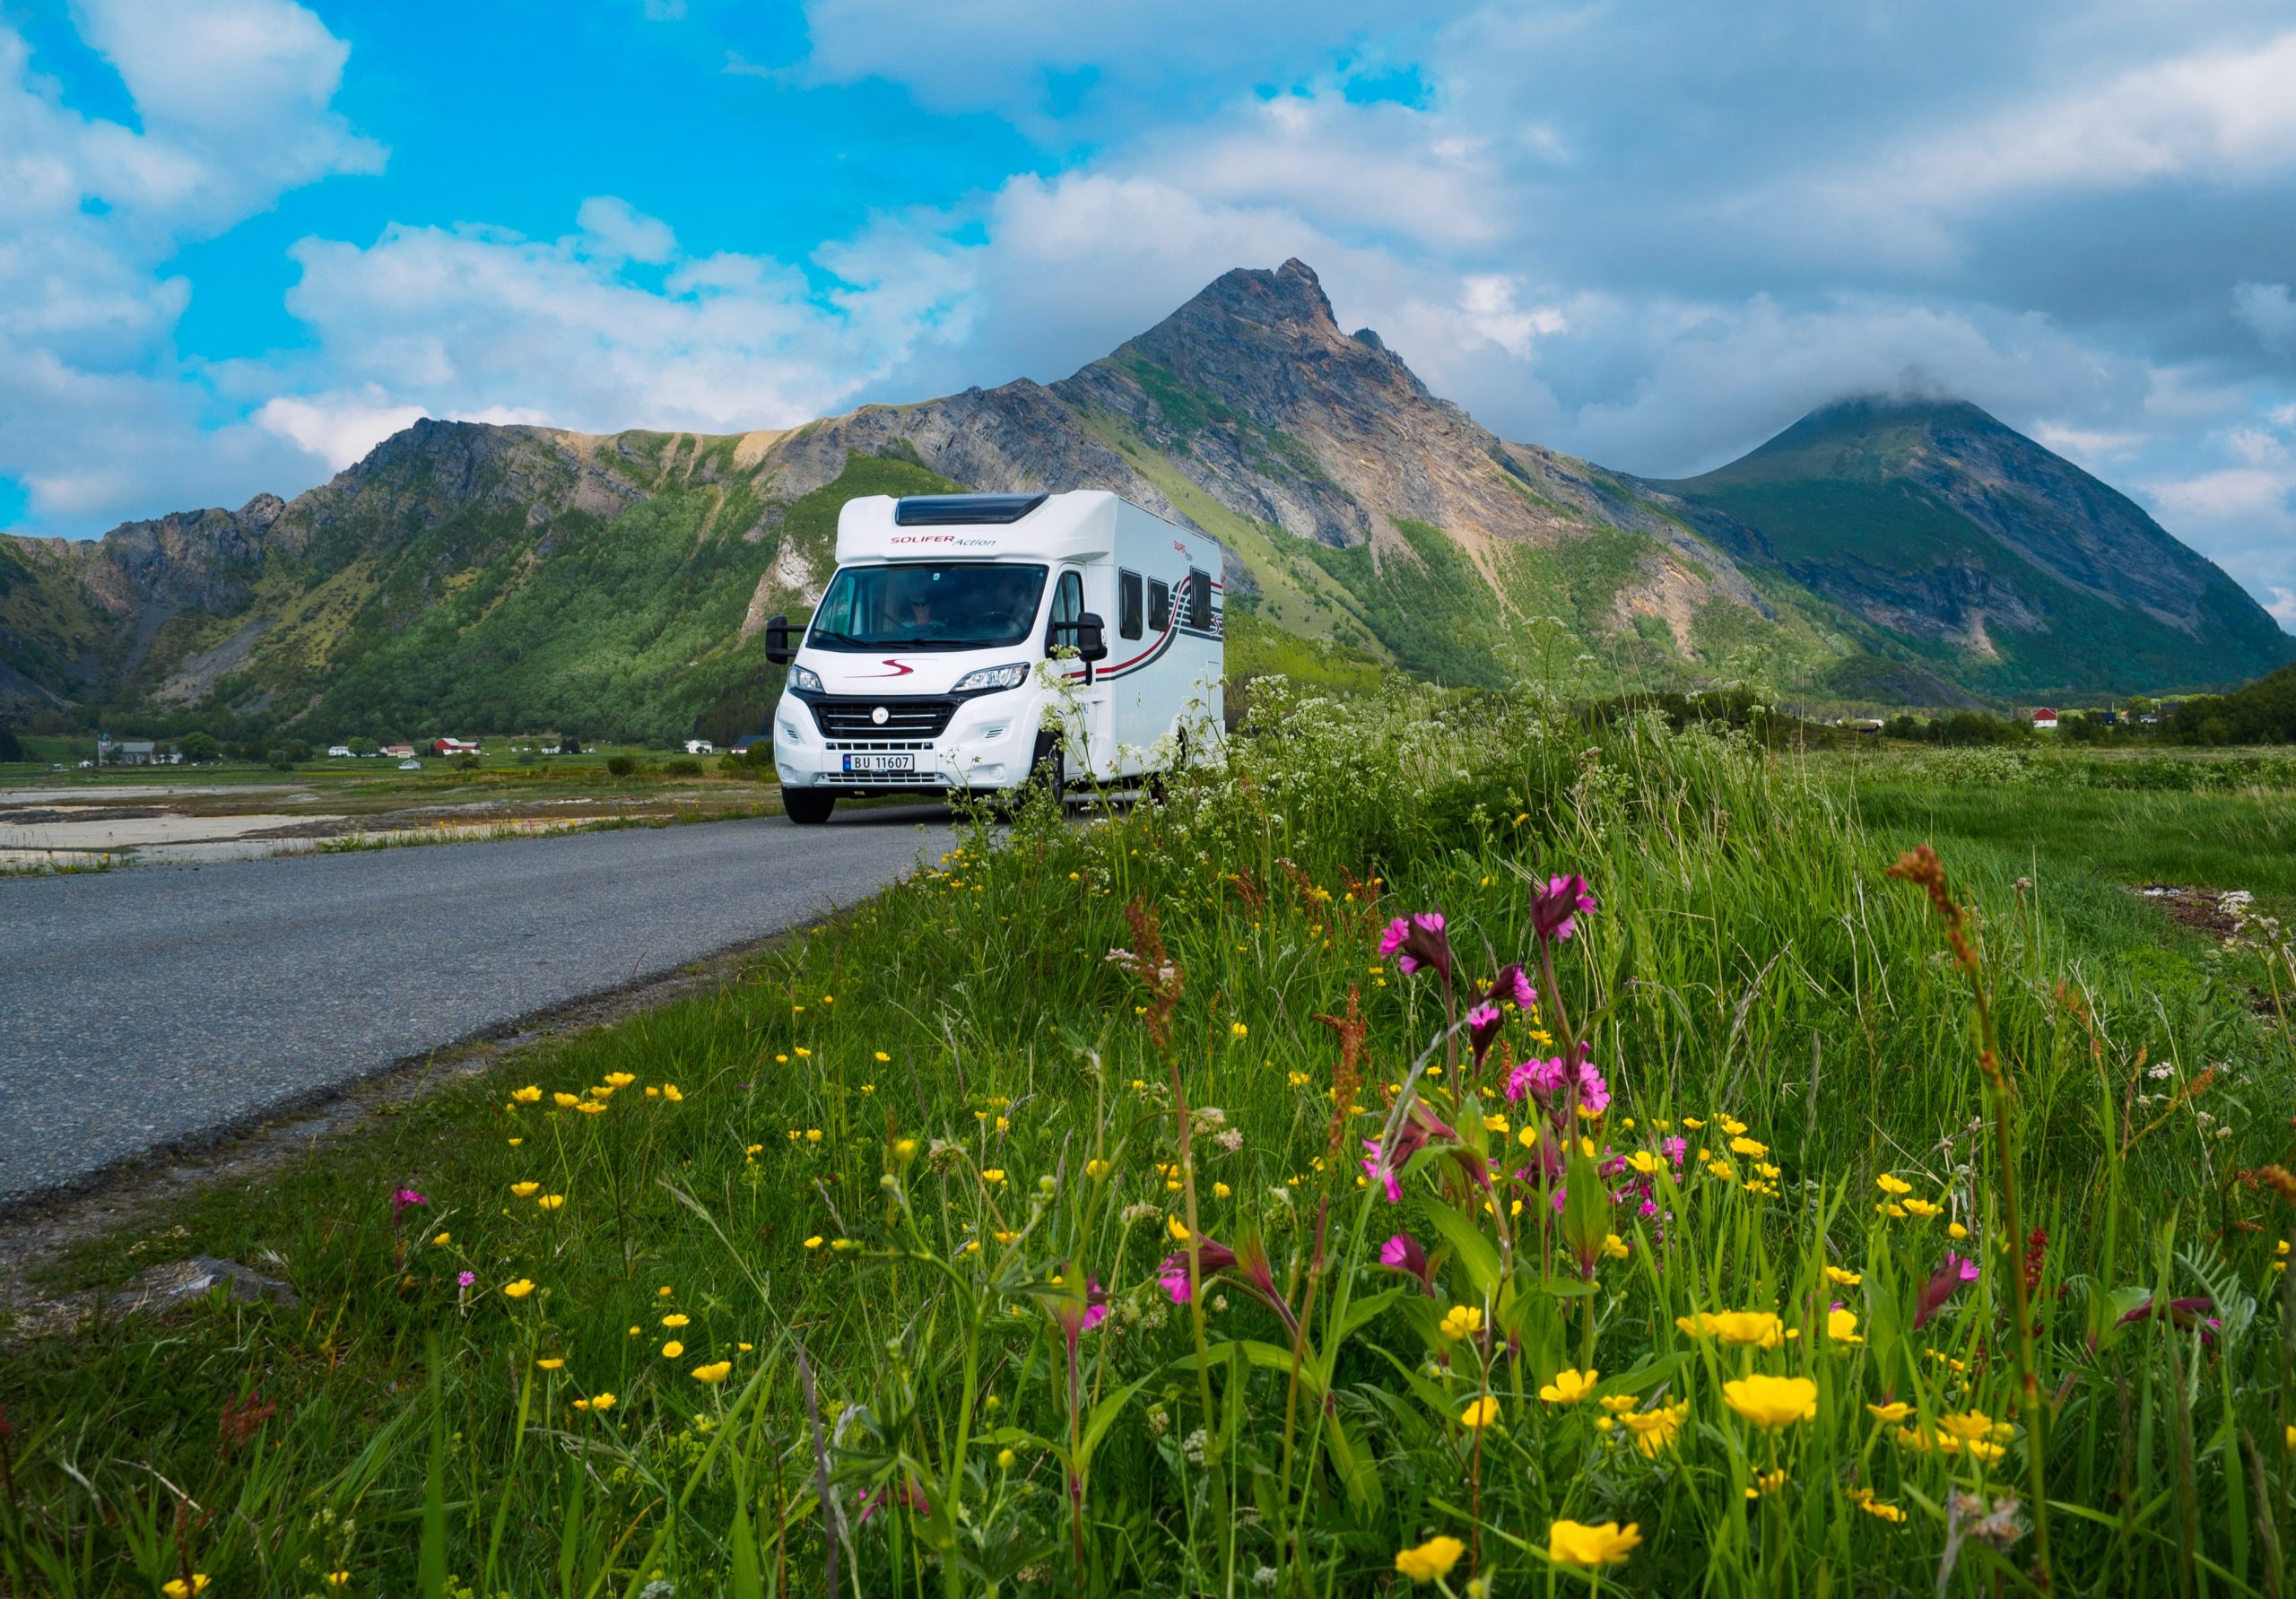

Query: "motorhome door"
<box><xmin>1048</xmin><ymin>567</ymin><xmax>1112</xmax><ymax>777</ymax></box>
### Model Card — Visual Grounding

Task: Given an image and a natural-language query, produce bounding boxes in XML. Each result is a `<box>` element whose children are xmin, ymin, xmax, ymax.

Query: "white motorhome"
<box><xmin>763</xmin><ymin>490</ymin><xmax>1224</xmax><ymax>824</ymax></box>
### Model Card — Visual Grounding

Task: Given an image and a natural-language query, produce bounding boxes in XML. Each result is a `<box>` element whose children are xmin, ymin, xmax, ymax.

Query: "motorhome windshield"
<box><xmin>806</xmin><ymin>562</ymin><xmax>1049</xmax><ymax>652</ymax></box>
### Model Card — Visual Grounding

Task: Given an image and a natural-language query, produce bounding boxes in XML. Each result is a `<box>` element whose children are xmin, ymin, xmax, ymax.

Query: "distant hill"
<box><xmin>3</xmin><ymin>264</ymin><xmax>2285</xmax><ymax>739</ymax></box>
<box><xmin>1655</xmin><ymin>398</ymin><xmax>2295</xmax><ymax>699</ymax></box>
<box><xmin>2160</xmin><ymin>662</ymin><xmax>2296</xmax><ymax>744</ymax></box>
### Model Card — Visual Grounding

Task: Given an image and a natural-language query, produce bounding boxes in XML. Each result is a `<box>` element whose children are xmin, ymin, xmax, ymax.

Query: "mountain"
<box><xmin>1654</xmin><ymin>397</ymin><xmax>2295</xmax><ymax>698</ymax></box>
<box><xmin>2</xmin><ymin>262</ymin><xmax>2284</xmax><ymax>738</ymax></box>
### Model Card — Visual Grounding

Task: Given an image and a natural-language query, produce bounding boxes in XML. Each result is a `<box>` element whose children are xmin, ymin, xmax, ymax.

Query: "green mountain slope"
<box><xmin>4</xmin><ymin>270</ymin><xmax>2283</xmax><ymax>738</ymax></box>
<box><xmin>1655</xmin><ymin>398</ymin><xmax>2294</xmax><ymax>697</ymax></box>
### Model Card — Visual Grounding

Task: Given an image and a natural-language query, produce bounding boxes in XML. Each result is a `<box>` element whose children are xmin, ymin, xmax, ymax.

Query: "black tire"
<box><xmin>994</xmin><ymin>737</ymin><xmax>1065</xmax><ymax>821</ymax></box>
<box><xmin>782</xmin><ymin>787</ymin><xmax>835</xmax><ymax>825</ymax></box>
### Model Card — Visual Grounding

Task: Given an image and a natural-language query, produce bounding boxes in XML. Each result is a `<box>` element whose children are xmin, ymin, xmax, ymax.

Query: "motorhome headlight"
<box><xmin>951</xmin><ymin>662</ymin><xmax>1031</xmax><ymax>694</ymax></box>
<box><xmin>786</xmin><ymin>663</ymin><xmax>823</xmax><ymax>692</ymax></box>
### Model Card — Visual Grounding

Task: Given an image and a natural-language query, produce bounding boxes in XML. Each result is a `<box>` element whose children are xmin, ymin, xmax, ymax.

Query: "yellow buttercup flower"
<box><xmin>1867</xmin><ymin>1401</ymin><xmax>1913</xmax><ymax>1423</ymax></box>
<box><xmin>162</xmin><ymin>1579</ymin><xmax>210</xmax><ymax>1597</ymax></box>
<box><xmin>552</xmin><ymin>1091</ymin><xmax>580</xmax><ymax>1108</ymax></box>
<box><xmin>535</xmin><ymin>1357</ymin><xmax>564</xmax><ymax>1370</ymax></box>
<box><xmin>326</xmin><ymin>1573</ymin><xmax>352</xmax><ymax>1589</ymax></box>
<box><xmin>1439</xmin><ymin>1304</ymin><xmax>1483</xmax><ymax>1341</ymax></box>
<box><xmin>1394</xmin><ymin>1534</ymin><xmax>1465</xmax><ymax>1583</ymax></box>
<box><xmin>1168</xmin><ymin>1216</ymin><xmax>1191</xmax><ymax>1242</ymax></box>
<box><xmin>1676</xmin><ymin>1309</ymin><xmax>1787</xmax><ymax>1349</ymax></box>
<box><xmin>662</xmin><ymin>1312</ymin><xmax>690</xmax><ymax>1328</ymax></box>
<box><xmin>1824</xmin><ymin>1265</ymin><xmax>1862</xmax><ymax>1287</ymax></box>
<box><xmin>1723</xmin><ymin>1374</ymin><xmax>1819</xmax><ymax>1429</ymax></box>
<box><xmin>1548</xmin><ymin>1520</ymin><xmax>1641</xmax><ymax>1566</ymax></box>
<box><xmin>1599</xmin><ymin>1394</ymin><xmax>1639</xmax><ymax>1413</ymax></box>
<box><xmin>691</xmin><ymin>1360</ymin><xmax>733</xmax><ymax>1385</ymax></box>
<box><xmin>1876</xmin><ymin>1173</ymin><xmax>1913</xmax><ymax>1195</ymax></box>
<box><xmin>1902</xmin><ymin>1197</ymin><xmax>1942</xmax><ymax>1218</ymax></box>
<box><xmin>1859</xmin><ymin>1496</ymin><xmax>1908</xmax><ymax>1524</ymax></box>
<box><xmin>1538</xmin><ymin>1368</ymin><xmax>1599</xmax><ymax>1405</ymax></box>
<box><xmin>511</xmin><ymin>1084</ymin><xmax>542</xmax><ymax>1103</ymax></box>
<box><xmin>1729</xmin><ymin>1135</ymin><xmax>1768</xmax><ymax>1159</ymax></box>
<box><xmin>1084</xmin><ymin>1158</ymin><xmax>1109</xmax><ymax>1178</ymax></box>
<box><xmin>574</xmin><ymin>1100</ymin><xmax>607</xmax><ymax>1115</ymax></box>
<box><xmin>1459</xmin><ymin>1395</ymin><xmax>1501</xmax><ymax>1429</ymax></box>
<box><xmin>1935</xmin><ymin>1410</ymin><xmax>1998</xmax><ymax>1442</ymax></box>
<box><xmin>661</xmin><ymin>1341</ymin><xmax>685</xmax><ymax>1359</ymax></box>
<box><xmin>1619</xmin><ymin>1402</ymin><xmax>1688</xmax><ymax>1456</ymax></box>
<box><xmin>997</xmin><ymin>1447</ymin><xmax>1017</xmax><ymax>1469</ymax></box>
<box><xmin>1602</xmin><ymin>1232</ymin><xmax>1631</xmax><ymax>1259</ymax></box>
<box><xmin>536</xmin><ymin>1194</ymin><xmax>564</xmax><ymax>1211</ymax></box>
<box><xmin>803</xmin><ymin>1235</ymin><xmax>823</xmax><ymax>1249</ymax></box>
<box><xmin>1827</xmin><ymin>1306</ymin><xmax>1863</xmax><ymax>1344</ymax></box>
<box><xmin>1746</xmin><ymin>1468</ymin><xmax>1787</xmax><ymax>1499</ymax></box>
<box><xmin>502</xmin><ymin>1279</ymin><xmax>535</xmax><ymax>1299</ymax></box>
<box><xmin>982</xmin><ymin>1168</ymin><xmax>1005</xmax><ymax>1184</ymax></box>
<box><xmin>509</xmin><ymin>1181</ymin><xmax>540</xmax><ymax>1197</ymax></box>
<box><xmin>604</xmin><ymin>1071</ymin><xmax>636</xmax><ymax>1088</ymax></box>
<box><xmin>432</xmin><ymin>1231</ymin><xmax>451</xmax><ymax>1246</ymax></box>
<box><xmin>588</xmin><ymin>1392</ymin><xmax>616</xmax><ymax>1412</ymax></box>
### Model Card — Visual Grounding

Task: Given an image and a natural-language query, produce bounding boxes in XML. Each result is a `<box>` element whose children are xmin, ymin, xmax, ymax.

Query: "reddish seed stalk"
<box><xmin>1889</xmin><ymin>845</ymin><xmax>2054</xmax><ymax>1591</ymax></box>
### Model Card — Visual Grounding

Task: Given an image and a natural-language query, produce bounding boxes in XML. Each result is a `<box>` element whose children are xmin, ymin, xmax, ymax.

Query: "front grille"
<box><xmin>839</xmin><ymin>769</ymin><xmax>945</xmax><ymax>786</ymax></box>
<box><xmin>809</xmin><ymin>697</ymin><xmax>957</xmax><ymax>740</ymax></box>
<box><xmin>825</xmin><ymin>738</ymin><xmax>934</xmax><ymax>752</ymax></box>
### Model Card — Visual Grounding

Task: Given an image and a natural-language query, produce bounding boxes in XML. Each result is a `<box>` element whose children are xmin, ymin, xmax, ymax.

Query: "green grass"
<box><xmin>1844</xmin><ymin>747</ymin><xmax>2296</xmax><ymax>904</ymax></box>
<box><xmin>6</xmin><ymin>700</ymin><xmax>2294</xmax><ymax>1596</ymax></box>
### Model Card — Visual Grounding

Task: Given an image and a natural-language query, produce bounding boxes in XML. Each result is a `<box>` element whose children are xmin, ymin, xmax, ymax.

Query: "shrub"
<box><xmin>604</xmin><ymin>753</ymin><xmax>638</xmax><ymax>778</ymax></box>
<box><xmin>663</xmin><ymin>757</ymin><xmax>702</xmax><ymax>778</ymax></box>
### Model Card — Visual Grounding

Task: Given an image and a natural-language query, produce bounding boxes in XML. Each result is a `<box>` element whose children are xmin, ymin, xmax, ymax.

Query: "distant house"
<box><xmin>2031</xmin><ymin>708</ymin><xmax>2059</xmax><ymax>731</ymax></box>
<box><xmin>101</xmin><ymin>738</ymin><xmax>179</xmax><ymax>766</ymax></box>
<box><xmin>381</xmin><ymin>743</ymin><xmax>416</xmax><ymax>760</ymax></box>
<box><xmin>432</xmin><ymin>737</ymin><xmax>482</xmax><ymax>757</ymax></box>
<box><xmin>684</xmin><ymin>739</ymin><xmax>716</xmax><ymax>755</ymax></box>
<box><xmin>326</xmin><ymin>745</ymin><xmax>353</xmax><ymax>758</ymax></box>
<box><xmin>731</xmin><ymin>735</ymin><xmax>769</xmax><ymax>754</ymax></box>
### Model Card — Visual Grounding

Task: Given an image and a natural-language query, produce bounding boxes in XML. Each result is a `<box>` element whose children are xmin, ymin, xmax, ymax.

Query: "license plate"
<box><xmin>841</xmin><ymin>753</ymin><xmax>915</xmax><ymax>773</ymax></box>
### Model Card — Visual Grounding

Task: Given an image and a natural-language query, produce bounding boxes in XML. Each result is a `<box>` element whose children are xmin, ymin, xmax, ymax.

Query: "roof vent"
<box><xmin>893</xmin><ymin>493</ymin><xmax>1048</xmax><ymax>526</ymax></box>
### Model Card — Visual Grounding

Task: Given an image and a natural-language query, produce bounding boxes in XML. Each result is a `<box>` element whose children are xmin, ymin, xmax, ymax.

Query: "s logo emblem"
<box><xmin>871</xmin><ymin>706</ymin><xmax>890</xmax><ymax>726</ymax></box>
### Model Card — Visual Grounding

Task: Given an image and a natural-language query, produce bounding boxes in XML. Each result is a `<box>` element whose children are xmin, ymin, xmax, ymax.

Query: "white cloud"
<box><xmin>254</xmin><ymin>390</ymin><xmax>426</xmax><ymax>470</ymax></box>
<box><xmin>2235</xmin><ymin>281</ymin><xmax>2296</xmax><ymax>353</ymax></box>
<box><xmin>257</xmin><ymin>204</ymin><xmax>978</xmax><ymax>464</ymax></box>
<box><xmin>0</xmin><ymin>2</ymin><xmax>384</xmax><ymax>534</ymax></box>
<box><xmin>576</xmin><ymin>196</ymin><xmax>677</xmax><ymax>265</ymax></box>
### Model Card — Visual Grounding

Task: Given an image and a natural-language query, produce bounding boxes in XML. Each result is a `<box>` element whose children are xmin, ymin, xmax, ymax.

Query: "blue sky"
<box><xmin>5</xmin><ymin>0</ymin><xmax>2295</xmax><ymax>626</ymax></box>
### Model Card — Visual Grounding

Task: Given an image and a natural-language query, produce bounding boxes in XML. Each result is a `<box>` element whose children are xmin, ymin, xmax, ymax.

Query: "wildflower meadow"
<box><xmin>5</xmin><ymin>682</ymin><xmax>2293</xmax><ymax>1596</ymax></box>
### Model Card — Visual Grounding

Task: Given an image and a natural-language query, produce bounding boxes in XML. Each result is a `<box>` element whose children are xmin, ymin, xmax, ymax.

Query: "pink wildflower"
<box><xmin>1530</xmin><ymin>873</ymin><xmax>1597</xmax><ymax>942</ymax></box>
<box><xmin>1574</xmin><ymin>1057</ymin><xmax>1611</xmax><ymax>1115</ymax></box>
<box><xmin>1913</xmin><ymin>1251</ymin><xmax>1981</xmax><ymax>1330</ymax></box>
<box><xmin>1506</xmin><ymin>1056</ymin><xmax>1568</xmax><ymax>1103</ymax></box>
<box><xmin>391</xmin><ymin>1186</ymin><xmax>427</xmax><ymax>1217</ymax></box>
<box><xmin>457</xmin><ymin>1270</ymin><xmax>475</xmax><ymax>1288</ymax></box>
<box><xmin>1662</xmin><ymin>1136</ymin><xmax>1687</xmax><ymax>1167</ymax></box>
<box><xmin>1157</xmin><ymin>1239</ymin><xmax>1238</xmax><ymax>1304</ymax></box>
<box><xmin>1378</xmin><ymin>911</ymin><xmax>1453</xmax><ymax>981</ymax></box>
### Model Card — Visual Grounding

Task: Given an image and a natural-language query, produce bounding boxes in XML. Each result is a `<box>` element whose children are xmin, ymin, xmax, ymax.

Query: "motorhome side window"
<box><xmin>1147</xmin><ymin>578</ymin><xmax>1170</xmax><ymax>633</ymax></box>
<box><xmin>1048</xmin><ymin>569</ymin><xmax>1084</xmax><ymax>652</ymax></box>
<box><xmin>1187</xmin><ymin>567</ymin><xmax>1212</xmax><ymax>630</ymax></box>
<box><xmin>1118</xmin><ymin>570</ymin><xmax>1144</xmax><ymax>639</ymax></box>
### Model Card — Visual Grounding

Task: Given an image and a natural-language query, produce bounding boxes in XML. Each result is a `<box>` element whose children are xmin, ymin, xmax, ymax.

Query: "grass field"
<box><xmin>4</xmin><ymin>693</ymin><xmax>2294</xmax><ymax>1596</ymax></box>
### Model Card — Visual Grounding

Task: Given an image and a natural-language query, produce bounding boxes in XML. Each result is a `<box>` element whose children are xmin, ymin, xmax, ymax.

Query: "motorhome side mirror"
<box><xmin>1074</xmin><ymin>613</ymin><xmax>1109</xmax><ymax>664</ymax></box>
<box><xmin>764</xmin><ymin>614</ymin><xmax>795</xmax><ymax>665</ymax></box>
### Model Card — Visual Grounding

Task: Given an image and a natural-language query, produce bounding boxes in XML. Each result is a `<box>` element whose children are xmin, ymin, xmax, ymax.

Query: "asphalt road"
<box><xmin>0</xmin><ymin>806</ymin><xmax>958</xmax><ymax>1207</ymax></box>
